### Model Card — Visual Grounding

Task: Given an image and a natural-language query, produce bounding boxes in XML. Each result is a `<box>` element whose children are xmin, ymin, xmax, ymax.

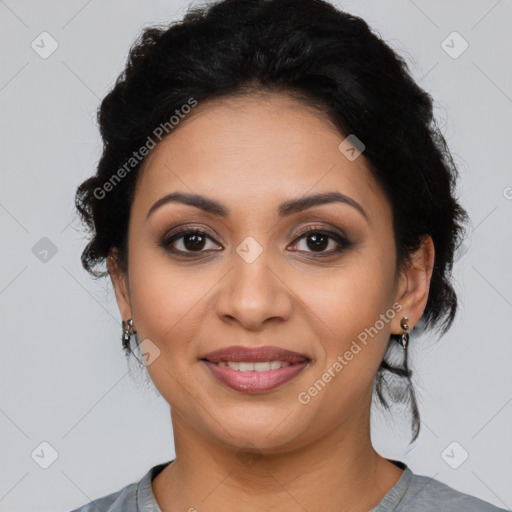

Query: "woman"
<box><xmin>70</xmin><ymin>0</ymin><xmax>506</xmax><ymax>510</ymax></box>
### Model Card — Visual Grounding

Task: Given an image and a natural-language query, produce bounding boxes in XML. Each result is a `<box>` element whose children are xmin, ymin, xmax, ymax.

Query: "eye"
<box><xmin>289</xmin><ymin>227</ymin><xmax>350</xmax><ymax>256</ymax></box>
<box><xmin>159</xmin><ymin>225</ymin><xmax>350</xmax><ymax>258</ymax></box>
<box><xmin>159</xmin><ymin>229</ymin><xmax>222</xmax><ymax>257</ymax></box>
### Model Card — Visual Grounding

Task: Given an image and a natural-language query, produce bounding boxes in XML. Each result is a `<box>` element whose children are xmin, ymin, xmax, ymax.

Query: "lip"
<box><xmin>200</xmin><ymin>345</ymin><xmax>311</xmax><ymax>393</ymax></box>
<box><xmin>203</xmin><ymin>360</ymin><xmax>310</xmax><ymax>393</ymax></box>
<box><xmin>201</xmin><ymin>345</ymin><xmax>310</xmax><ymax>363</ymax></box>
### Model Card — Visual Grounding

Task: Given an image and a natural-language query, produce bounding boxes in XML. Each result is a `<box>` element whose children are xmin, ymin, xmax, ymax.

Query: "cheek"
<box><xmin>126</xmin><ymin>245</ymin><xmax>209</xmax><ymax>356</ymax></box>
<box><xmin>296</xmin><ymin>252</ymin><xmax>395</xmax><ymax>350</ymax></box>
<box><xmin>126</xmin><ymin>251</ymin><xmax>211</xmax><ymax>408</ymax></box>
<box><xmin>295</xmin><ymin>262</ymin><xmax>396</xmax><ymax>414</ymax></box>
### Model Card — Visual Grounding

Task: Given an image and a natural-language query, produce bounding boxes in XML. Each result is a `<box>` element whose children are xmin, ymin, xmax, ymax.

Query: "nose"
<box><xmin>214</xmin><ymin>253</ymin><xmax>293</xmax><ymax>331</ymax></box>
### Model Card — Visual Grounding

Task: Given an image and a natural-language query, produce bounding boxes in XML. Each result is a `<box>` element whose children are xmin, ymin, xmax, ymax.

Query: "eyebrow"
<box><xmin>146</xmin><ymin>191</ymin><xmax>368</xmax><ymax>222</ymax></box>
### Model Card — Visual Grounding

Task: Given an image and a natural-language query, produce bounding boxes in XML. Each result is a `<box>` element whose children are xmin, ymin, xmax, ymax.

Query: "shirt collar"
<box><xmin>135</xmin><ymin>459</ymin><xmax>411</xmax><ymax>512</ymax></box>
<box><xmin>136</xmin><ymin>460</ymin><xmax>173</xmax><ymax>511</ymax></box>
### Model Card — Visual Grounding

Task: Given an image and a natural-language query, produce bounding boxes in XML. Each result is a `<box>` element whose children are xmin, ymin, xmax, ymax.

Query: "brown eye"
<box><xmin>290</xmin><ymin>227</ymin><xmax>350</xmax><ymax>256</ymax></box>
<box><xmin>303</xmin><ymin>232</ymin><xmax>330</xmax><ymax>252</ymax></box>
<box><xmin>159</xmin><ymin>229</ymin><xmax>222</xmax><ymax>256</ymax></box>
<box><xmin>159</xmin><ymin>226</ymin><xmax>350</xmax><ymax>259</ymax></box>
<box><xmin>181</xmin><ymin>232</ymin><xmax>207</xmax><ymax>251</ymax></box>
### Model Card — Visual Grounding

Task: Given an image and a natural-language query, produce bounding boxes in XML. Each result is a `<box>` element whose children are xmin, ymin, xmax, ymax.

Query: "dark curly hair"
<box><xmin>74</xmin><ymin>0</ymin><xmax>469</xmax><ymax>442</ymax></box>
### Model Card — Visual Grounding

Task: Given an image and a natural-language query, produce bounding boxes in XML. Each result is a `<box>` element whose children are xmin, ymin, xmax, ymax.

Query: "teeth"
<box><xmin>238</xmin><ymin>362</ymin><xmax>254</xmax><ymax>372</ymax></box>
<box><xmin>269</xmin><ymin>360</ymin><xmax>282</xmax><ymax>370</ymax></box>
<box><xmin>221</xmin><ymin>360</ymin><xmax>293</xmax><ymax>371</ymax></box>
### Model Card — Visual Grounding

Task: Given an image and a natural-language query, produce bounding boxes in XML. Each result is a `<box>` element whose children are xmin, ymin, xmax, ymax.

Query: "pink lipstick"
<box><xmin>201</xmin><ymin>345</ymin><xmax>310</xmax><ymax>393</ymax></box>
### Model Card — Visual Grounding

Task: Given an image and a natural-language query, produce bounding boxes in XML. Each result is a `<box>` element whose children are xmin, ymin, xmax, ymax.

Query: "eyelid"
<box><xmin>160</xmin><ymin>222</ymin><xmax>347</xmax><ymax>244</ymax></box>
<box><xmin>292</xmin><ymin>223</ymin><xmax>348</xmax><ymax>241</ymax></box>
<box><xmin>159</xmin><ymin>226</ymin><xmax>222</xmax><ymax>251</ymax></box>
<box><xmin>159</xmin><ymin>223</ymin><xmax>224</xmax><ymax>244</ymax></box>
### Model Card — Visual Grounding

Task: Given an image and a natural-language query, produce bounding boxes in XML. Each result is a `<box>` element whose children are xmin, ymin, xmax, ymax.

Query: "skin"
<box><xmin>108</xmin><ymin>91</ymin><xmax>435</xmax><ymax>512</ymax></box>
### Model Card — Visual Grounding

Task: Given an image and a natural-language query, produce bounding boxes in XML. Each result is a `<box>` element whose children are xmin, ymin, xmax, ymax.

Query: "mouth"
<box><xmin>200</xmin><ymin>345</ymin><xmax>311</xmax><ymax>393</ymax></box>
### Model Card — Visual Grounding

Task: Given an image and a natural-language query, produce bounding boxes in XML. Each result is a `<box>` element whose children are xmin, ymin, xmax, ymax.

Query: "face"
<box><xmin>109</xmin><ymin>92</ymin><xmax>433</xmax><ymax>453</ymax></box>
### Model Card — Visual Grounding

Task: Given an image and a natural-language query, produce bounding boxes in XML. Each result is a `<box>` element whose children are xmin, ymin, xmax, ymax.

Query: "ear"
<box><xmin>392</xmin><ymin>235</ymin><xmax>435</xmax><ymax>333</ymax></box>
<box><xmin>107</xmin><ymin>249</ymin><xmax>133</xmax><ymax>322</ymax></box>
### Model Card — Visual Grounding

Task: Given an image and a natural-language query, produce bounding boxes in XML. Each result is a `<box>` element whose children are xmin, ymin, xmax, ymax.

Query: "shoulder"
<box><xmin>68</xmin><ymin>481</ymin><xmax>137</xmax><ymax>512</ymax></box>
<box><xmin>399</xmin><ymin>471</ymin><xmax>508</xmax><ymax>511</ymax></box>
<box><xmin>68</xmin><ymin>460</ymin><xmax>172</xmax><ymax>512</ymax></box>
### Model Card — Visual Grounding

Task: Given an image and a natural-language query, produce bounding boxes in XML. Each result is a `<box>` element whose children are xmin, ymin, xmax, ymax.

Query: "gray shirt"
<box><xmin>70</xmin><ymin>460</ymin><xmax>508</xmax><ymax>512</ymax></box>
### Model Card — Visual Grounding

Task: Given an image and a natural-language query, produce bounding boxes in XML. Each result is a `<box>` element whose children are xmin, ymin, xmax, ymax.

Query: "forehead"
<box><xmin>132</xmin><ymin>93</ymin><xmax>388</xmax><ymax>224</ymax></box>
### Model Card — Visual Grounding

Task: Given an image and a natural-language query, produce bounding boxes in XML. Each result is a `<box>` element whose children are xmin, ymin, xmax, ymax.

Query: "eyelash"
<box><xmin>158</xmin><ymin>225</ymin><xmax>351</xmax><ymax>258</ymax></box>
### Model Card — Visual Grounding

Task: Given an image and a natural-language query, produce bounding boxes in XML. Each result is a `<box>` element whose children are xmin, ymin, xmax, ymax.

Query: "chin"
<box><xmin>204</xmin><ymin>407</ymin><xmax>313</xmax><ymax>453</ymax></box>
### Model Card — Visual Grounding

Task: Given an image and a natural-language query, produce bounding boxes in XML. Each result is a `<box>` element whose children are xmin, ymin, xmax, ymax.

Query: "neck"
<box><xmin>152</xmin><ymin>406</ymin><xmax>404</xmax><ymax>512</ymax></box>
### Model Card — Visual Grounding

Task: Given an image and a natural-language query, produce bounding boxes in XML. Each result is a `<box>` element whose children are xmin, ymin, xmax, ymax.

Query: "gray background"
<box><xmin>1</xmin><ymin>1</ymin><xmax>511</xmax><ymax>511</ymax></box>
